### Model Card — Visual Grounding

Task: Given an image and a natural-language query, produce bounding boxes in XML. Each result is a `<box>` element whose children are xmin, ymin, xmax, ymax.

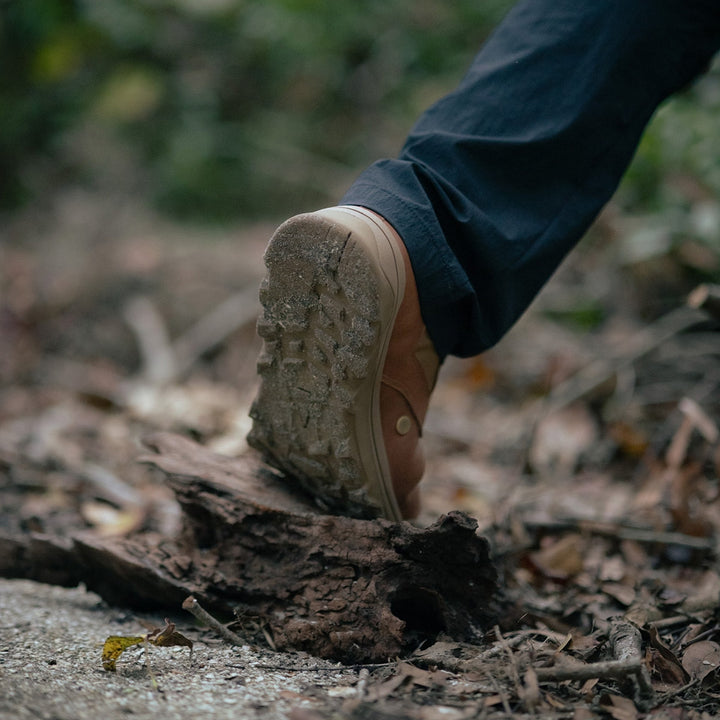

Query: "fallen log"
<box><xmin>0</xmin><ymin>432</ymin><xmax>498</xmax><ymax>662</ymax></box>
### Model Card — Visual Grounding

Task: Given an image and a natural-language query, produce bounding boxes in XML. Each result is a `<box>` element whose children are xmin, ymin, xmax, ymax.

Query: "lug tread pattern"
<box><xmin>247</xmin><ymin>214</ymin><xmax>387</xmax><ymax>518</ymax></box>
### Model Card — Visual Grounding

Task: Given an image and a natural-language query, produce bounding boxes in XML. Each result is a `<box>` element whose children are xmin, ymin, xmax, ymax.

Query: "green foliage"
<box><xmin>543</xmin><ymin>301</ymin><xmax>606</xmax><ymax>332</ymax></box>
<box><xmin>0</xmin><ymin>0</ymin><xmax>511</xmax><ymax>219</ymax></box>
<box><xmin>3</xmin><ymin>0</ymin><xmax>719</xmax><ymax>247</ymax></box>
<box><xmin>618</xmin><ymin>61</ymin><xmax>720</xmax><ymax>272</ymax></box>
<box><xmin>0</xmin><ymin>0</ymin><xmax>95</xmax><ymax>206</ymax></box>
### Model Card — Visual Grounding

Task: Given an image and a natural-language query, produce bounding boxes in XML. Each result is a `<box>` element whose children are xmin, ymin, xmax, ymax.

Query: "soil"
<box><xmin>0</xmin><ymin>578</ymin><xmax>363</xmax><ymax>720</ymax></box>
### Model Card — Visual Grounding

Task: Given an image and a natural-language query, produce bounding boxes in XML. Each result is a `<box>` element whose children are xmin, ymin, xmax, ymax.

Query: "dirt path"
<box><xmin>0</xmin><ymin>578</ymin><xmax>359</xmax><ymax>720</ymax></box>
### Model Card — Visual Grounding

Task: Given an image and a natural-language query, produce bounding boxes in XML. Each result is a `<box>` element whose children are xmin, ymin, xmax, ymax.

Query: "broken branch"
<box><xmin>182</xmin><ymin>595</ymin><xmax>244</xmax><ymax>646</ymax></box>
<box><xmin>534</xmin><ymin>658</ymin><xmax>643</xmax><ymax>683</ymax></box>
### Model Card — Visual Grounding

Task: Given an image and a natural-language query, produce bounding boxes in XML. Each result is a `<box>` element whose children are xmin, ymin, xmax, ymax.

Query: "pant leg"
<box><xmin>341</xmin><ymin>0</ymin><xmax>720</xmax><ymax>359</ymax></box>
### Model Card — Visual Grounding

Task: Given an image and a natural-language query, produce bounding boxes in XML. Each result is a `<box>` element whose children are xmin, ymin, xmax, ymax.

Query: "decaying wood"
<box><xmin>0</xmin><ymin>432</ymin><xmax>498</xmax><ymax>663</ymax></box>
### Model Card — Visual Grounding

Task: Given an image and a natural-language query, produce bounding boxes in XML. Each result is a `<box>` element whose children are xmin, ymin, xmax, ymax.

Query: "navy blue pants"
<box><xmin>341</xmin><ymin>0</ymin><xmax>720</xmax><ymax>360</ymax></box>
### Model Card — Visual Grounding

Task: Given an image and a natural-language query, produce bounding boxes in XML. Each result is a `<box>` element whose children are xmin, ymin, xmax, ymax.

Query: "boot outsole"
<box><xmin>248</xmin><ymin>207</ymin><xmax>405</xmax><ymax>520</ymax></box>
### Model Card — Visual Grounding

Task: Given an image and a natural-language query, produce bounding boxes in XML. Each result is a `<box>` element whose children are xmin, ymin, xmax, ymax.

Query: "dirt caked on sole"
<box><xmin>248</xmin><ymin>207</ymin><xmax>404</xmax><ymax>520</ymax></box>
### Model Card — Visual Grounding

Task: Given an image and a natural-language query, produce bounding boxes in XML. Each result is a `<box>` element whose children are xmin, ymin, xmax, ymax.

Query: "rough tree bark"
<box><xmin>0</xmin><ymin>433</ymin><xmax>498</xmax><ymax>662</ymax></box>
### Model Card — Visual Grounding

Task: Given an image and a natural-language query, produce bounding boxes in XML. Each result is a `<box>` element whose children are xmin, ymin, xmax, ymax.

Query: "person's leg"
<box><xmin>251</xmin><ymin>0</ymin><xmax>720</xmax><ymax>520</ymax></box>
<box><xmin>342</xmin><ymin>0</ymin><xmax>720</xmax><ymax>360</ymax></box>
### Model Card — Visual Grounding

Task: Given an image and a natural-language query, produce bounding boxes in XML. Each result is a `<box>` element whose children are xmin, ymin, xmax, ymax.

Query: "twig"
<box><xmin>260</xmin><ymin>622</ymin><xmax>277</xmax><ymax>651</ymax></box>
<box><xmin>682</xmin><ymin>624</ymin><xmax>720</xmax><ymax>645</ymax></box>
<box><xmin>489</xmin><ymin>673</ymin><xmax>513</xmax><ymax>717</ymax></box>
<box><xmin>355</xmin><ymin>668</ymin><xmax>370</xmax><ymax>700</ymax></box>
<box><xmin>143</xmin><ymin>638</ymin><xmax>160</xmax><ymax>691</ymax></box>
<box><xmin>649</xmin><ymin>614</ymin><xmax>694</xmax><ymax>630</ymax></box>
<box><xmin>678</xmin><ymin>396</ymin><xmax>719</xmax><ymax>444</ymax></box>
<box><xmin>534</xmin><ymin>658</ymin><xmax>644</xmax><ymax>683</ymax></box>
<box><xmin>494</xmin><ymin>626</ymin><xmax>524</xmax><ymax>704</ymax></box>
<box><xmin>123</xmin><ymin>296</ymin><xmax>177</xmax><ymax>384</ymax></box>
<box><xmin>543</xmin><ymin>306</ymin><xmax>708</xmax><ymax>413</ymax></box>
<box><xmin>124</xmin><ymin>286</ymin><xmax>259</xmax><ymax>386</ymax></box>
<box><xmin>225</xmin><ymin>661</ymin><xmax>396</xmax><ymax>673</ymax></box>
<box><xmin>644</xmin><ymin>586</ymin><xmax>720</xmax><ymax>626</ymax></box>
<box><xmin>609</xmin><ymin>621</ymin><xmax>655</xmax><ymax>700</ymax></box>
<box><xmin>609</xmin><ymin>621</ymin><xmax>643</xmax><ymax>664</ymax></box>
<box><xmin>687</xmin><ymin>283</ymin><xmax>720</xmax><ymax>322</ymax></box>
<box><xmin>535</xmin><ymin>655</ymin><xmax>656</xmax><ymax>711</ymax></box>
<box><xmin>182</xmin><ymin>596</ymin><xmax>245</xmax><ymax>645</ymax></box>
<box><xmin>171</xmin><ymin>286</ymin><xmax>260</xmax><ymax>379</ymax></box>
<box><xmin>523</xmin><ymin>518</ymin><xmax>716</xmax><ymax>553</ymax></box>
<box><xmin>81</xmin><ymin>462</ymin><xmax>144</xmax><ymax>509</ymax></box>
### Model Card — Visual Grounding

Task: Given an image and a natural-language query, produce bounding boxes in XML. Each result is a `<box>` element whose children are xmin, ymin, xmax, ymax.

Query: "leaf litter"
<box><xmin>1</xmin><ymin>196</ymin><xmax>720</xmax><ymax>718</ymax></box>
<box><xmin>102</xmin><ymin>618</ymin><xmax>193</xmax><ymax>672</ymax></box>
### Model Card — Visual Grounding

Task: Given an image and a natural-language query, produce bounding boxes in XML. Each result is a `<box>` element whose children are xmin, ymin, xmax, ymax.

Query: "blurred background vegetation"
<box><xmin>0</xmin><ymin>0</ymin><xmax>511</xmax><ymax>220</ymax></box>
<box><xmin>1</xmin><ymin>0</ymin><xmax>719</xmax><ymax>278</ymax></box>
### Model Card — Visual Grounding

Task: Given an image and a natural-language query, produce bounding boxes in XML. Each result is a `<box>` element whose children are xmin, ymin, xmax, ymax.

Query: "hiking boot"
<box><xmin>247</xmin><ymin>205</ymin><xmax>439</xmax><ymax>520</ymax></box>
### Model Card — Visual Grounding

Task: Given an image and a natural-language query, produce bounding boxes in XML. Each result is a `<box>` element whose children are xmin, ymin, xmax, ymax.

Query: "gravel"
<box><xmin>0</xmin><ymin>579</ymin><xmax>360</xmax><ymax>720</ymax></box>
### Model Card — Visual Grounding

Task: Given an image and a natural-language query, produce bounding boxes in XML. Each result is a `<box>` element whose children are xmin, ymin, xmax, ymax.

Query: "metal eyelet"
<box><xmin>395</xmin><ymin>416</ymin><xmax>412</xmax><ymax>435</ymax></box>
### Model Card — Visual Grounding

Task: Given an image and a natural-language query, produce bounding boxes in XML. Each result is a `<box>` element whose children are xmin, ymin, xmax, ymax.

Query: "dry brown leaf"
<box><xmin>599</xmin><ymin>556</ymin><xmax>627</xmax><ymax>583</ymax></box>
<box><xmin>620</xmin><ymin>540</ymin><xmax>648</xmax><ymax>570</ymax></box>
<box><xmin>572</xmin><ymin>707</ymin><xmax>596</xmax><ymax>720</ymax></box>
<box><xmin>681</xmin><ymin>640</ymin><xmax>720</xmax><ymax>682</ymax></box>
<box><xmin>396</xmin><ymin>661</ymin><xmax>449</xmax><ymax>689</ymax></box>
<box><xmin>364</xmin><ymin>672</ymin><xmax>408</xmax><ymax>702</ymax></box>
<box><xmin>599</xmin><ymin>694</ymin><xmax>638</xmax><ymax>720</ymax></box>
<box><xmin>608</xmin><ymin>421</ymin><xmax>649</xmax><ymax>459</ymax></box>
<box><xmin>147</xmin><ymin>618</ymin><xmax>194</xmax><ymax>650</ymax></box>
<box><xmin>482</xmin><ymin>695</ymin><xmax>505</xmax><ymax>708</ymax></box>
<box><xmin>555</xmin><ymin>632</ymin><xmax>573</xmax><ymax>653</ymax></box>
<box><xmin>417</xmin><ymin>707</ymin><xmax>467</xmax><ymax>720</ymax></box>
<box><xmin>529</xmin><ymin>534</ymin><xmax>585</xmax><ymax>580</ymax></box>
<box><xmin>669</xmin><ymin>462</ymin><xmax>712</xmax><ymax>538</ymax></box>
<box><xmin>521</xmin><ymin>667</ymin><xmax>541</xmax><ymax>711</ymax></box>
<box><xmin>580</xmin><ymin>677</ymin><xmax>599</xmax><ymax>699</ymax></box>
<box><xmin>646</xmin><ymin>626</ymin><xmax>690</xmax><ymax>687</ymax></box>
<box><xmin>462</xmin><ymin>356</ymin><xmax>496</xmax><ymax>391</ymax></box>
<box><xmin>602</xmin><ymin>582</ymin><xmax>636</xmax><ymax>607</ymax></box>
<box><xmin>529</xmin><ymin>405</ymin><xmax>598</xmax><ymax>475</ymax></box>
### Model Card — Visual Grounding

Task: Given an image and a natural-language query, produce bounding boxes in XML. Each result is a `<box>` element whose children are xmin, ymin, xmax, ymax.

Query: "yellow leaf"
<box><xmin>102</xmin><ymin>635</ymin><xmax>146</xmax><ymax>671</ymax></box>
<box><xmin>101</xmin><ymin>620</ymin><xmax>193</xmax><ymax>672</ymax></box>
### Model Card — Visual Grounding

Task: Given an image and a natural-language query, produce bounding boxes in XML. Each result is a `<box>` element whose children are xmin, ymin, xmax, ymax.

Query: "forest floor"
<box><xmin>1</xmin><ymin>187</ymin><xmax>720</xmax><ymax>719</ymax></box>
